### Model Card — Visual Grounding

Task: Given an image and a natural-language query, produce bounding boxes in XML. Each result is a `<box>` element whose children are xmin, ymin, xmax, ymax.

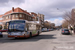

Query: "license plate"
<box><xmin>65</xmin><ymin>31</ymin><xmax>68</xmax><ymax>33</ymax></box>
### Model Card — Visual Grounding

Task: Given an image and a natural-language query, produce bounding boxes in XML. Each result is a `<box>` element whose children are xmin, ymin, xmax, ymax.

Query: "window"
<box><xmin>25</xmin><ymin>16</ymin><xmax>27</xmax><ymax>19</ymax></box>
<box><xmin>23</xmin><ymin>14</ymin><xmax>24</xmax><ymax>17</ymax></box>
<box><xmin>12</xmin><ymin>14</ymin><xmax>15</xmax><ymax>18</ymax></box>
<box><xmin>30</xmin><ymin>17</ymin><xmax>31</xmax><ymax>20</ymax></box>
<box><xmin>15</xmin><ymin>14</ymin><xmax>18</xmax><ymax>18</ymax></box>
<box><xmin>9</xmin><ymin>15</ymin><xmax>11</xmax><ymax>19</ymax></box>
<box><xmin>20</xmin><ymin>14</ymin><xmax>22</xmax><ymax>17</ymax></box>
<box><xmin>6</xmin><ymin>16</ymin><xmax>8</xmax><ymax>19</ymax></box>
<box><xmin>28</xmin><ymin>16</ymin><xmax>29</xmax><ymax>20</ymax></box>
<box><xmin>32</xmin><ymin>14</ymin><xmax>34</xmax><ymax>17</ymax></box>
<box><xmin>26</xmin><ymin>16</ymin><xmax>28</xmax><ymax>20</ymax></box>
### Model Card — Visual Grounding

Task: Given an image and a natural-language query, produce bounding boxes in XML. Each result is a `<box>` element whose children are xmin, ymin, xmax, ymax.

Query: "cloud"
<box><xmin>52</xmin><ymin>19</ymin><xmax>64</xmax><ymax>26</ymax></box>
<box><xmin>0</xmin><ymin>0</ymin><xmax>25</xmax><ymax>7</ymax></box>
<box><xmin>0</xmin><ymin>0</ymin><xmax>9</xmax><ymax>3</ymax></box>
<box><xmin>46</xmin><ymin>19</ymin><xmax>64</xmax><ymax>26</ymax></box>
<box><xmin>0</xmin><ymin>0</ymin><xmax>75</xmax><ymax>19</ymax></box>
<box><xmin>18</xmin><ymin>0</ymin><xmax>75</xmax><ymax>19</ymax></box>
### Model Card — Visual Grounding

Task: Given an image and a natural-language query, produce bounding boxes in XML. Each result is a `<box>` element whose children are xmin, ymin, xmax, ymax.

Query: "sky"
<box><xmin>0</xmin><ymin>0</ymin><xmax>75</xmax><ymax>26</ymax></box>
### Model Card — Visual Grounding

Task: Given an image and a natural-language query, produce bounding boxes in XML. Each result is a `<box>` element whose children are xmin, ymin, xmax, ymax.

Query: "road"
<box><xmin>0</xmin><ymin>30</ymin><xmax>75</xmax><ymax>50</ymax></box>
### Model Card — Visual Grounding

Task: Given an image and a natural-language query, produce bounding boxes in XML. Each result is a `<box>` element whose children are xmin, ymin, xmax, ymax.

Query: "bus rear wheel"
<box><xmin>30</xmin><ymin>32</ymin><xmax>32</xmax><ymax>38</ymax></box>
<box><xmin>37</xmin><ymin>31</ymin><xmax>39</xmax><ymax>36</ymax></box>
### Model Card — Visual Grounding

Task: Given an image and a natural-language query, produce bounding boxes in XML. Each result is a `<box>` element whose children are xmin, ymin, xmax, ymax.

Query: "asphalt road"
<box><xmin>0</xmin><ymin>30</ymin><xmax>75</xmax><ymax>50</ymax></box>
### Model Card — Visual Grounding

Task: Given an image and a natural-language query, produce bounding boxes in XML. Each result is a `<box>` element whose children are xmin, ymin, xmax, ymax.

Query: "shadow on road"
<box><xmin>0</xmin><ymin>34</ymin><xmax>56</xmax><ymax>43</ymax></box>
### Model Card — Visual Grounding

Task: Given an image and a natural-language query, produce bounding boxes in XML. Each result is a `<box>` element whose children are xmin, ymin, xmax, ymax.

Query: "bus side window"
<box><xmin>25</xmin><ymin>28</ymin><xmax>27</xmax><ymax>31</ymax></box>
<box><xmin>25</xmin><ymin>23</ymin><xmax>29</xmax><ymax>31</ymax></box>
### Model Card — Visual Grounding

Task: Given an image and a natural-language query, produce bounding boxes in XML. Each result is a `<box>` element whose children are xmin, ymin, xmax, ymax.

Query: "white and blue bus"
<box><xmin>6</xmin><ymin>20</ymin><xmax>41</xmax><ymax>38</ymax></box>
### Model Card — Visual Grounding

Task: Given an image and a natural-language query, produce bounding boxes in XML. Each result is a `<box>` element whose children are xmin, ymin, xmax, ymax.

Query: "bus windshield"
<box><xmin>8</xmin><ymin>21</ymin><xmax>25</xmax><ymax>32</ymax></box>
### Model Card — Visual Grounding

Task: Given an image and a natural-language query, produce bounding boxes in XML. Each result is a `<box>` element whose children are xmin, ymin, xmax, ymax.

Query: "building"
<box><xmin>0</xmin><ymin>7</ymin><xmax>45</xmax><ymax>29</ymax></box>
<box><xmin>30</xmin><ymin>12</ymin><xmax>39</xmax><ymax>21</ymax></box>
<box><xmin>0</xmin><ymin>7</ymin><xmax>34</xmax><ymax>29</ymax></box>
<box><xmin>0</xmin><ymin>15</ymin><xmax>3</xmax><ymax>24</ymax></box>
<box><xmin>38</xmin><ymin>13</ymin><xmax>44</xmax><ymax>27</ymax></box>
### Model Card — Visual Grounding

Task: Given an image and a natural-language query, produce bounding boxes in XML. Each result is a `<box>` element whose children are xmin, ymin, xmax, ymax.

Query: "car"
<box><xmin>0</xmin><ymin>29</ymin><xmax>8</xmax><ymax>32</ymax></box>
<box><xmin>0</xmin><ymin>32</ymin><xmax>3</xmax><ymax>37</ymax></box>
<box><xmin>50</xmin><ymin>29</ymin><xmax>53</xmax><ymax>31</ymax></box>
<box><xmin>41</xmin><ymin>28</ymin><xmax>47</xmax><ymax>32</ymax></box>
<box><xmin>47</xmin><ymin>29</ymin><xmax>50</xmax><ymax>31</ymax></box>
<box><xmin>57</xmin><ymin>28</ymin><xmax>60</xmax><ymax>30</ymax></box>
<box><xmin>61</xmin><ymin>29</ymin><xmax>70</xmax><ymax>35</ymax></box>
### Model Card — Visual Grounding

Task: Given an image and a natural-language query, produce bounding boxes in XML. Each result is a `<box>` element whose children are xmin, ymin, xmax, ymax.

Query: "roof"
<box><xmin>4</xmin><ymin>7</ymin><xmax>31</xmax><ymax>16</ymax></box>
<box><xmin>0</xmin><ymin>15</ymin><xmax>3</xmax><ymax>18</ymax></box>
<box><xmin>0</xmin><ymin>20</ymin><xmax>2</xmax><ymax>22</ymax></box>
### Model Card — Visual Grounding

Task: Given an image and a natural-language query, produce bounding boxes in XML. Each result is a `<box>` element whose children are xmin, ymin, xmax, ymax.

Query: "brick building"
<box><xmin>0</xmin><ymin>7</ymin><xmax>34</xmax><ymax>29</ymax></box>
<box><xmin>0</xmin><ymin>15</ymin><xmax>3</xmax><ymax>24</ymax></box>
<box><xmin>30</xmin><ymin>12</ymin><xmax>38</xmax><ymax>21</ymax></box>
<box><xmin>0</xmin><ymin>7</ymin><xmax>45</xmax><ymax>29</ymax></box>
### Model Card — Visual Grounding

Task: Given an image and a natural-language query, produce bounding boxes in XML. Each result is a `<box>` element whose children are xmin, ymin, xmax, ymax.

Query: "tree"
<box><xmin>63</xmin><ymin>11</ymin><xmax>74</xmax><ymax>25</ymax></box>
<box><xmin>62</xmin><ymin>20</ymin><xmax>68</xmax><ymax>28</ymax></box>
<box><xmin>44</xmin><ymin>21</ymin><xmax>50</xmax><ymax>28</ymax></box>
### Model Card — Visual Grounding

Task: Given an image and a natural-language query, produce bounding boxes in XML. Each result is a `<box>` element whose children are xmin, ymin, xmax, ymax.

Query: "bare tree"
<box><xmin>63</xmin><ymin>11</ymin><xmax>74</xmax><ymax>25</ymax></box>
<box><xmin>62</xmin><ymin>20</ymin><xmax>68</xmax><ymax>28</ymax></box>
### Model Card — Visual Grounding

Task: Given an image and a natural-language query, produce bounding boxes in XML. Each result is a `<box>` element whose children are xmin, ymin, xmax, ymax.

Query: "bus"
<box><xmin>6</xmin><ymin>20</ymin><xmax>41</xmax><ymax>38</ymax></box>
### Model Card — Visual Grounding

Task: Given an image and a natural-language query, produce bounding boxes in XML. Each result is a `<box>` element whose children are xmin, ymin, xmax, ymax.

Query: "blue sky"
<box><xmin>49</xmin><ymin>17</ymin><xmax>63</xmax><ymax>21</ymax></box>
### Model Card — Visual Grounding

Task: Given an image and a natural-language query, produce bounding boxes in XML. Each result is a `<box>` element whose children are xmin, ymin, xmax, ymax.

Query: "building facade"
<box><xmin>37</xmin><ymin>13</ymin><xmax>44</xmax><ymax>27</ymax></box>
<box><xmin>30</xmin><ymin>12</ymin><xmax>39</xmax><ymax>21</ymax></box>
<box><xmin>0</xmin><ymin>7</ymin><xmax>45</xmax><ymax>29</ymax></box>
<box><xmin>0</xmin><ymin>7</ymin><xmax>34</xmax><ymax>29</ymax></box>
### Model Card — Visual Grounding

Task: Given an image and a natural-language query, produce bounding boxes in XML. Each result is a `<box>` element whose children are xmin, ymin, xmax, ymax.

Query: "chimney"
<box><xmin>12</xmin><ymin>7</ymin><xmax>14</xmax><ymax>12</ymax></box>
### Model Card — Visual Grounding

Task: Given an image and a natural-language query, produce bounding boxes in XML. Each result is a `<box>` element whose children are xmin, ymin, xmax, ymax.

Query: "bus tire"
<box><xmin>30</xmin><ymin>32</ymin><xmax>32</xmax><ymax>38</ymax></box>
<box><xmin>37</xmin><ymin>31</ymin><xmax>39</xmax><ymax>36</ymax></box>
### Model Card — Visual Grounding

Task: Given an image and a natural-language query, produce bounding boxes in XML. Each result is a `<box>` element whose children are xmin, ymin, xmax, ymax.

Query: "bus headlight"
<box><xmin>21</xmin><ymin>32</ymin><xmax>25</xmax><ymax>35</ymax></box>
<box><xmin>8</xmin><ymin>32</ymin><xmax>11</xmax><ymax>35</ymax></box>
<box><xmin>22</xmin><ymin>34</ymin><xmax>25</xmax><ymax>35</ymax></box>
<box><xmin>8</xmin><ymin>34</ymin><xmax>10</xmax><ymax>35</ymax></box>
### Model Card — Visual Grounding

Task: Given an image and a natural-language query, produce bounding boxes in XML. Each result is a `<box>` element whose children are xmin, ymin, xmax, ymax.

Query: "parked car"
<box><xmin>47</xmin><ymin>29</ymin><xmax>50</xmax><ymax>31</ymax></box>
<box><xmin>50</xmin><ymin>29</ymin><xmax>53</xmax><ymax>31</ymax></box>
<box><xmin>57</xmin><ymin>28</ymin><xmax>60</xmax><ymax>30</ymax></box>
<box><xmin>42</xmin><ymin>28</ymin><xmax>47</xmax><ymax>32</ymax></box>
<box><xmin>0</xmin><ymin>29</ymin><xmax>8</xmax><ymax>32</ymax></box>
<box><xmin>61</xmin><ymin>29</ymin><xmax>70</xmax><ymax>35</ymax></box>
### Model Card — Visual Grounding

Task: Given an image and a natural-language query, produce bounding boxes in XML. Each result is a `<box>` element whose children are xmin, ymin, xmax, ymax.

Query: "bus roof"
<box><xmin>6</xmin><ymin>20</ymin><xmax>40</xmax><ymax>25</ymax></box>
